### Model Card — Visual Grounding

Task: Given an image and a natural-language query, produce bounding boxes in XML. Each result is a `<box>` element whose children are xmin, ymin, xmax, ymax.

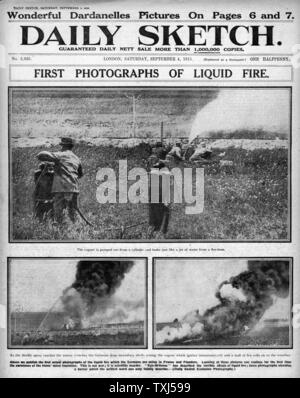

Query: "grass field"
<box><xmin>10</xmin><ymin>312</ymin><xmax>145</xmax><ymax>346</ymax></box>
<box><xmin>11</xmin><ymin>143</ymin><xmax>289</xmax><ymax>241</ymax></box>
<box><xmin>11</xmin><ymin>329</ymin><xmax>144</xmax><ymax>347</ymax></box>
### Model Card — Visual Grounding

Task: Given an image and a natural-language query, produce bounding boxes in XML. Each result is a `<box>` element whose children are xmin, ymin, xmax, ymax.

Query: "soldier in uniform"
<box><xmin>147</xmin><ymin>160</ymin><xmax>171</xmax><ymax>239</ymax></box>
<box><xmin>37</xmin><ymin>137</ymin><xmax>83</xmax><ymax>223</ymax></box>
<box><xmin>189</xmin><ymin>140</ymin><xmax>213</xmax><ymax>162</ymax></box>
<box><xmin>153</xmin><ymin>141</ymin><xmax>167</xmax><ymax>160</ymax></box>
<box><xmin>168</xmin><ymin>142</ymin><xmax>184</xmax><ymax>165</ymax></box>
<box><xmin>33</xmin><ymin>161</ymin><xmax>55</xmax><ymax>221</ymax></box>
<box><xmin>147</xmin><ymin>141</ymin><xmax>167</xmax><ymax>170</ymax></box>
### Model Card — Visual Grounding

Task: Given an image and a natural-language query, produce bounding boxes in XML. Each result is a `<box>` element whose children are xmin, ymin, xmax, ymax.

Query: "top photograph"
<box><xmin>9</xmin><ymin>87</ymin><xmax>291</xmax><ymax>242</ymax></box>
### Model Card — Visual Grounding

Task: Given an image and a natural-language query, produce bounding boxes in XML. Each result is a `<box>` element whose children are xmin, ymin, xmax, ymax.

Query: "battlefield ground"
<box><xmin>10</xmin><ymin>89</ymin><xmax>289</xmax><ymax>241</ymax></box>
<box><xmin>10</xmin><ymin>312</ymin><xmax>145</xmax><ymax>347</ymax></box>
<box><xmin>155</xmin><ymin>320</ymin><xmax>290</xmax><ymax>347</ymax></box>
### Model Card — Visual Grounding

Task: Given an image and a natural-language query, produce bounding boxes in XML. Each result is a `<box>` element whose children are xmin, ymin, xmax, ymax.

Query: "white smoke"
<box><xmin>61</xmin><ymin>287</ymin><xmax>86</xmax><ymax>321</ymax></box>
<box><xmin>189</xmin><ymin>89</ymin><xmax>290</xmax><ymax>142</ymax></box>
<box><xmin>156</xmin><ymin>309</ymin><xmax>204</xmax><ymax>344</ymax></box>
<box><xmin>80</xmin><ymin>298</ymin><xmax>145</xmax><ymax>328</ymax></box>
<box><xmin>62</xmin><ymin>290</ymin><xmax>144</xmax><ymax>329</ymax></box>
<box><xmin>180</xmin><ymin>309</ymin><xmax>202</xmax><ymax>326</ymax></box>
<box><xmin>157</xmin><ymin>321</ymin><xmax>204</xmax><ymax>345</ymax></box>
<box><xmin>156</xmin><ymin>285</ymin><xmax>247</xmax><ymax>344</ymax></box>
<box><xmin>219</xmin><ymin>283</ymin><xmax>247</xmax><ymax>302</ymax></box>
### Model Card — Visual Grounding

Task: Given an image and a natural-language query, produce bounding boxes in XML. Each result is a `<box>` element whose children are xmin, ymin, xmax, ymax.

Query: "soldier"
<box><xmin>147</xmin><ymin>141</ymin><xmax>167</xmax><ymax>170</ymax></box>
<box><xmin>37</xmin><ymin>137</ymin><xmax>83</xmax><ymax>223</ymax></box>
<box><xmin>147</xmin><ymin>160</ymin><xmax>171</xmax><ymax>239</ymax></box>
<box><xmin>22</xmin><ymin>333</ymin><xmax>30</xmax><ymax>345</ymax></box>
<box><xmin>33</xmin><ymin>161</ymin><xmax>55</xmax><ymax>221</ymax></box>
<box><xmin>190</xmin><ymin>140</ymin><xmax>213</xmax><ymax>162</ymax></box>
<box><xmin>153</xmin><ymin>141</ymin><xmax>167</xmax><ymax>160</ymax></box>
<box><xmin>168</xmin><ymin>142</ymin><xmax>184</xmax><ymax>164</ymax></box>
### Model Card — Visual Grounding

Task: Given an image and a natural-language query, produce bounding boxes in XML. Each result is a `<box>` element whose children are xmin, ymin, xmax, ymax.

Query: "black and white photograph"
<box><xmin>154</xmin><ymin>258</ymin><xmax>292</xmax><ymax>348</ymax></box>
<box><xmin>9</xmin><ymin>87</ymin><xmax>290</xmax><ymax>242</ymax></box>
<box><xmin>8</xmin><ymin>258</ymin><xmax>147</xmax><ymax>348</ymax></box>
<box><xmin>1</xmin><ymin>0</ymin><xmax>300</xmax><ymax>381</ymax></box>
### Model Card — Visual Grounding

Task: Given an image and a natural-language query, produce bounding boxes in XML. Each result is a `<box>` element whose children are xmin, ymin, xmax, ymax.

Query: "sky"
<box><xmin>9</xmin><ymin>259</ymin><xmax>145</xmax><ymax>312</ymax></box>
<box><xmin>155</xmin><ymin>259</ymin><xmax>290</xmax><ymax>323</ymax></box>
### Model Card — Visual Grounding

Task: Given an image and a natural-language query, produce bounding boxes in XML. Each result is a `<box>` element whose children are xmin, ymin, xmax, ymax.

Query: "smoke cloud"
<box><xmin>72</xmin><ymin>260</ymin><xmax>133</xmax><ymax>313</ymax></box>
<box><xmin>61</xmin><ymin>260</ymin><xmax>144</xmax><ymax>328</ymax></box>
<box><xmin>189</xmin><ymin>89</ymin><xmax>289</xmax><ymax>142</ymax></box>
<box><xmin>157</xmin><ymin>260</ymin><xmax>290</xmax><ymax>344</ymax></box>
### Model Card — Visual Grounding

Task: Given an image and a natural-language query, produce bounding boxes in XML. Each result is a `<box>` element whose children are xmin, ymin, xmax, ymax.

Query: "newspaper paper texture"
<box><xmin>0</xmin><ymin>0</ymin><xmax>299</xmax><ymax>378</ymax></box>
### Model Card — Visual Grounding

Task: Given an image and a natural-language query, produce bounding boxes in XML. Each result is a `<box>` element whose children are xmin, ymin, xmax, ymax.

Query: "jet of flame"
<box><xmin>189</xmin><ymin>89</ymin><xmax>289</xmax><ymax>143</ymax></box>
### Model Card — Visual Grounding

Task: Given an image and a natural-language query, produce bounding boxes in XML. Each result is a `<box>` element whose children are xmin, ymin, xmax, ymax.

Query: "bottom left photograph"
<box><xmin>8</xmin><ymin>258</ymin><xmax>147</xmax><ymax>348</ymax></box>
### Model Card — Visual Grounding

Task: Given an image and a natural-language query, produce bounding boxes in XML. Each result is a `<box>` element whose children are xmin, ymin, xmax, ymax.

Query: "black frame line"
<box><xmin>8</xmin><ymin>86</ymin><xmax>292</xmax><ymax>243</ymax></box>
<box><xmin>152</xmin><ymin>257</ymin><xmax>293</xmax><ymax>350</ymax></box>
<box><xmin>7</xmin><ymin>256</ymin><xmax>148</xmax><ymax>350</ymax></box>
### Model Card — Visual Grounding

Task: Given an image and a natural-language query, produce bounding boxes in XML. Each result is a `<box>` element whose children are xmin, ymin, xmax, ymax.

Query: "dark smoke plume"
<box><xmin>202</xmin><ymin>260</ymin><xmax>290</xmax><ymax>337</ymax></box>
<box><xmin>71</xmin><ymin>260</ymin><xmax>134</xmax><ymax>315</ymax></box>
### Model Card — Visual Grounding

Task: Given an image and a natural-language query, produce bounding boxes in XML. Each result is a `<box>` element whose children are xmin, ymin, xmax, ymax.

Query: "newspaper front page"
<box><xmin>0</xmin><ymin>0</ymin><xmax>299</xmax><ymax>379</ymax></box>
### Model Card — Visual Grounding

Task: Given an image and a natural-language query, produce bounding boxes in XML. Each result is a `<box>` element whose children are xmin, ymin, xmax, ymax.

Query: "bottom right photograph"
<box><xmin>153</xmin><ymin>258</ymin><xmax>292</xmax><ymax>349</ymax></box>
